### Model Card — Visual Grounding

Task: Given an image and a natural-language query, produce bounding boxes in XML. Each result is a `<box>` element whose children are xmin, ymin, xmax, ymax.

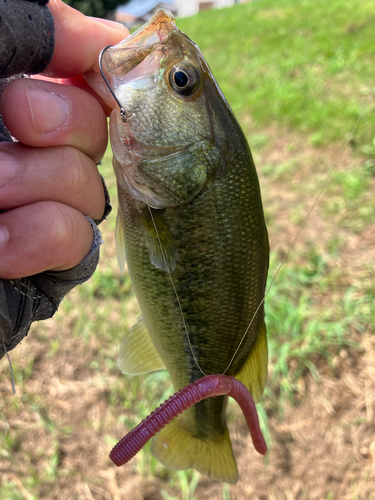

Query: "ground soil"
<box><xmin>1</xmin><ymin>321</ymin><xmax>374</xmax><ymax>500</ymax></box>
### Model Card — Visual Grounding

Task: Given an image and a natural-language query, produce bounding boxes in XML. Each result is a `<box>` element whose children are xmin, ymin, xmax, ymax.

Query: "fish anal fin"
<box><xmin>118</xmin><ymin>316</ymin><xmax>166</xmax><ymax>375</ymax></box>
<box><xmin>139</xmin><ymin>208</ymin><xmax>178</xmax><ymax>273</ymax></box>
<box><xmin>151</xmin><ymin>418</ymin><xmax>238</xmax><ymax>484</ymax></box>
<box><xmin>235</xmin><ymin>320</ymin><xmax>268</xmax><ymax>404</ymax></box>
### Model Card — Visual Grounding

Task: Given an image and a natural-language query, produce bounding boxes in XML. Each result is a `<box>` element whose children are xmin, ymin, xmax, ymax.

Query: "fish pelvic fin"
<box><xmin>235</xmin><ymin>319</ymin><xmax>268</xmax><ymax>404</ymax></box>
<box><xmin>151</xmin><ymin>418</ymin><xmax>238</xmax><ymax>484</ymax></box>
<box><xmin>118</xmin><ymin>316</ymin><xmax>166</xmax><ymax>375</ymax></box>
<box><xmin>115</xmin><ymin>206</ymin><xmax>126</xmax><ymax>274</ymax></box>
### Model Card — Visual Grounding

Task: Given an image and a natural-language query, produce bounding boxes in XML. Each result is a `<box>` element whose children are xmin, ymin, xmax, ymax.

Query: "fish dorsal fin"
<box><xmin>118</xmin><ymin>316</ymin><xmax>166</xmax><ymax>375</ymax></box>
<box><xmin>115</xmin><ymin>206</ymin><xmax>126</xmax><ymax>274</ymax></box>
<box><xmin>234</xmin><ymin>320</ymin><xmax>268</xmax><ymax>404</ymax></box>
<box><xmin>139</xmin><ymin>208</ymin><xmax>178</xmax><ymax>273</ymax></box>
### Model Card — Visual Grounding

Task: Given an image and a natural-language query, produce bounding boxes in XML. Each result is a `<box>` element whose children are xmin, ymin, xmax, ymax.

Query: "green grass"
<box><xmin>263</xmin><ymin>250</ymin><xmax>367</xmax><ymax>418</ymax></box>
<box><xmin>161</xmin><ymin>470</ymin><xmax>200</xmax><ymax>500</ymax></box>
<box><xmin>178</xmin><ymin>0</ymin><xmax>375</xmax><ymax>150</ymax></box>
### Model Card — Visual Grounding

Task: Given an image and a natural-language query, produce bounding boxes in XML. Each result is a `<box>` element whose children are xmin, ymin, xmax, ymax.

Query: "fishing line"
<box><xmin>99</xmin><ymin>50</ymin><xmax>206</xmax><ymax>377</ymax></box>
<box><xmin>223</xmin><ymin>87</ymin><xmax>375</xmax><ymax>377</ymax></box>
<box><xmin>146</xmin><ymin>205</ymin><xmax>207</xmax><ymax>377</ymax></box>
<box><xmin>100</xmin><ymin>45</ymin><xmax>207</xmax><ymax>378</ymax></box>
<box><xmin>101</xmin><ymin>45</ymin><xmax>373</xmax><ymax>381</ymax></box>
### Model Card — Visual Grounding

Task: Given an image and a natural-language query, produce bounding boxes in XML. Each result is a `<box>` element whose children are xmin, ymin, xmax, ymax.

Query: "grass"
<box><xmin>264</xmin><ymin>250</ymin><xmax>367</xmax><ymax>418</ymax></box>
<box><xmin>1</xmin><ymin>0</ymin><xmax>374</xmax><ymax>498</ymax></box>
<box><xmin>161</xmin><ymin>471</ymin><xmax>200</xmax><ymax>500</ymax></box>
<box><xmin>177</xmin><ymin>0</ymin><xmax>375</xmax><ymax>149</ymax></box>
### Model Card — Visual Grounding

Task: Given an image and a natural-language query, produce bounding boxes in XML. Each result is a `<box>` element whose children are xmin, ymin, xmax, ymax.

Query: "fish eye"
<box><xmin>174</xmin><ymin>71</ymin><xmax>189</xmax><ymax>88</ymax></box>
<box><xmin>169</xmin><ymin>64</ymin><xmax>201</xmax><ymax>97</ymax></box>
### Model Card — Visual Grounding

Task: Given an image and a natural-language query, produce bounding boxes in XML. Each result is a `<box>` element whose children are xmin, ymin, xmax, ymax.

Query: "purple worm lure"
<box><xmin>110</xmin><ymin>374</ymin><xmax>267</xmax><ymax>466</ymax></box>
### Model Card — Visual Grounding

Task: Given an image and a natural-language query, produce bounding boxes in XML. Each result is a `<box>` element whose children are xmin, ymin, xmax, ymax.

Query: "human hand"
<box><xmin>0</xmin><ymin>0</ymin><xmax>128</xmax><ymax>280</ymax></box>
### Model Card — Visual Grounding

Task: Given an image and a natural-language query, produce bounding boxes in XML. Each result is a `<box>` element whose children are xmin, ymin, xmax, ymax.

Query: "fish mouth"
<box><xmin>101</xmin><ymin>9</ymin><xmax>178</xmax><ymax>78</ymax></box>
<box><xmin>100</xmin><ymin>8</ymin><xmax>202</xmax><ymax>99</ymax></box>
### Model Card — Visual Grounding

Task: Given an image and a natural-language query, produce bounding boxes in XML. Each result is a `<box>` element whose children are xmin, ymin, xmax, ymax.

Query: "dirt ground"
<box><xmin>1</xmin><ymin>321</ymin><xmax>374</xmax><ymax>500</ymax></box>
<box><xmin>1</xmin><ymin>130</ymin><xmax>374</xmax><ymax>499</ymax></box>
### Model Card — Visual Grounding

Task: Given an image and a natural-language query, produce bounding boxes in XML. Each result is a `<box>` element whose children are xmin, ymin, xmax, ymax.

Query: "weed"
<box><xmin>222</xmin><ymin>483</ymin><xmax>230</xmax><ymax>500</ymax></box>
<box><xmin>162</xmin><ymin>470</ymin><xmax>200</xmax><ymax>500</ymax></box>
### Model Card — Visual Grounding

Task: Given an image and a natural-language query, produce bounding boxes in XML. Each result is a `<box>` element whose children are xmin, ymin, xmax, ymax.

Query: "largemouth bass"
<box><xmin>86</xmin><ymin>9</ymin><xmax>269</xmax><ymax>484</ymax></box>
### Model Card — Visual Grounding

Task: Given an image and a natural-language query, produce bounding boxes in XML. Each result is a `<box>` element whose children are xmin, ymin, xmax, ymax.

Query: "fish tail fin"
<box><xmin>151</xmin><ymin>418</ymin><xmax>238</xmax><ymax>484</ymax></box>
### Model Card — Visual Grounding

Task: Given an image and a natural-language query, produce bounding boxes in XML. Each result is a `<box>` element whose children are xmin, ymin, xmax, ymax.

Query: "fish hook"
<box><xmin>99</xmin><ymin>45</ymin><xmax>127</xmax><ymax>122</ymax></box>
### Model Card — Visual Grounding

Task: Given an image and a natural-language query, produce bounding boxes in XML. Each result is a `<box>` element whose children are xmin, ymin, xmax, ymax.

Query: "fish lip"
<box><xmin>124</xmin><ymin>9</ymin><xmax>176</xmax><ymax>45</ymax></box>
<box><xmin>102</xmin><ymin>9</ymin><xmax>178</xmax><ymax>75</ymax></box>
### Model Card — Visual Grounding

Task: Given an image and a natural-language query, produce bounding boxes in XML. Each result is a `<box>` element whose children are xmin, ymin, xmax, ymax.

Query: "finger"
<box><xmin>46</xmin><ymin>0</ymin><xmax>129</xmax><ymax>78</ymax></box>
<box><xmin>0</xmin><ymin>143</ymin><xmax>105</xmax><ymax>222</ymax></box>
<box><xmin>1</xmin><ymin>78</ymin><xmax>108</xmax><ymax>162</ymax></box>
<box><xmin>0</xmin><ymin>202</ymin><xmax>94</xmax><ymax>279</ymax></box>
<box><xmin>32</xmin><ymin>74</ymin><xmax>114</xmax><ymax>117</ymax></box>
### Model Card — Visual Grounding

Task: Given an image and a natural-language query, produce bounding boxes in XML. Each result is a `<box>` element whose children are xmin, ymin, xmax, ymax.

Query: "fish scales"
<box><xmin>86</xmin><ymin>8</ymin><xmax>269</xmax><ymax>483</ymax></box>
<box><xmin>117</xmin><ymin>144</ymin><xmax>266</xmax><ymax>429</ymax></box>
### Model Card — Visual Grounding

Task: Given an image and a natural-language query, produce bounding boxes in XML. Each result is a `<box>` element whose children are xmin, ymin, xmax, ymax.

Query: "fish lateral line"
<box><xmin>109</xmin><ymin>374</ymin><xmax>267</xmax><ymax>467</ymax></box>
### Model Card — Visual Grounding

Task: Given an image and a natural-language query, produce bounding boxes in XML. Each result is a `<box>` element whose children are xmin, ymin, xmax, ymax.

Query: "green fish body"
<box><xmin>87</xmin><ymin>9</ymin><xmax>269</xmax><ymax>483</ymax></box>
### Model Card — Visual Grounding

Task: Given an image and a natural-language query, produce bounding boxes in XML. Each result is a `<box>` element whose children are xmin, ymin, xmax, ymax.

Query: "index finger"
<box><xmin>45</xmin><ymin>0</ymin><xmax>129</xmax><ymax>78</ymax></box>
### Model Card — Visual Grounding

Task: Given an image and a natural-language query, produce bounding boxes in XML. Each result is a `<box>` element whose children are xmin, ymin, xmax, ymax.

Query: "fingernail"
<box><xmin>0</xmin><ymin>151</ymin><xmax>19</xmax><ymax>188</ymax></box>
<box><xmin>0</xmin><ymin>227</ymin><xmax>9</xmax><ymax>250</ymax></box>
<box><xmin>26</xmin><ymin>85</ymin><xmax>70</xmax><ymax>134</ymax></box>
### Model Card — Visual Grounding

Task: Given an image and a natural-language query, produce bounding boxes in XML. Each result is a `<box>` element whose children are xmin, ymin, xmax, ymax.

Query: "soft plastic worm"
<box><xmin>110</xmin><ymin>374</ymin><xmax>267</xmax><ymax>466</ymax></box>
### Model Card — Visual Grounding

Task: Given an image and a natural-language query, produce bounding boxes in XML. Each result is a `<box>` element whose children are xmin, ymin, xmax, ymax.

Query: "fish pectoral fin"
<box><xmin>115</xmin><ymin>206</ymin><xmax>126</xmax><ymax>274</ymax></box>
<box><xmin>118</xmin><ymin>316</ymin><xmax>166</xmax><ymax>375</ymax></box>
<box><xmin>151</xmin><ymin>418</ymin><xmax>238</xmax><ymax>484</ymax></box>
<box><xmin>139</xmin><ymin>208</ymin><xmax>178</xmax><ymax>273</ymax></box>
<box><xmin>235</xmin><ymin>319</ymin><xmax>268</xmax><ymax>404</ymax></box>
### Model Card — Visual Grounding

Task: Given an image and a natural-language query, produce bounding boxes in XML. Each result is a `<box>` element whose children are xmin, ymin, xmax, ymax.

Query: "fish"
<box><xmin>86</xmin><ymin>9</ymin><xmax>269</xmax><ymax>484</ymax></box>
